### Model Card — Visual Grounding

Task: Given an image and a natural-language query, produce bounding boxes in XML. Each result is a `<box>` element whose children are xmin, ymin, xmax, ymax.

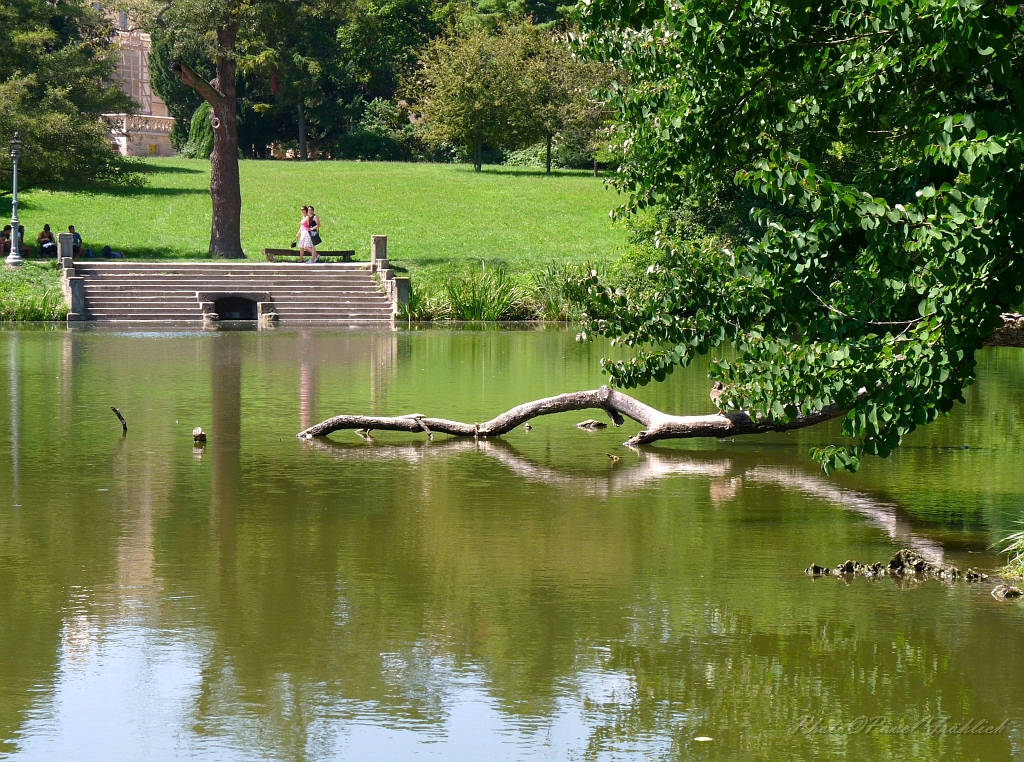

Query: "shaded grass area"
<box><xmin>0</xmin><ymin>261</ymin><xmax>68</xmax><ymax>321</ymax></box>
<box><xmin>14</xmin><ymin>158</ymin><xmax>626</xmax><ymax>320</ymax></box>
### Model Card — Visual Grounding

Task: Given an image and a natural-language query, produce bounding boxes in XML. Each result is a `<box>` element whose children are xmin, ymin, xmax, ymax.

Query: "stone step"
<box><xmin>83</xmin><ymin>286</ymin><xmax>385</xmax><ymax>293</ymax></box>
<box><xmin>74</xmin><ymin>269</ymin><xmax>371</xmax><ymax>277</ymax></box>
<box><xmin>75</xmin><ymin>260</ymin><xmax>393</xmax><ymax>324</ymax></box>
<box><xmin>79</xmin><ymin>276</ymin><xmax>375</xmax><ymax>284</ymax></box>
<box><xmin>72</xmin><ymin>262</ymin><xmax>370</xmax><ymax>270</ymax></box>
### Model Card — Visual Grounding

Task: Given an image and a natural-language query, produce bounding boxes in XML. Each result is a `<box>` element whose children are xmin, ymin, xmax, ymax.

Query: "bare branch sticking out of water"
<box><xmin>110</xmin><ymin>406</ymin><xmax>127</xmax><ymax>435</ymax></box>
<box><xmin>297</xmin><ymin>385</ymin><xmax>850</xmax><ymax>447</ymax></box>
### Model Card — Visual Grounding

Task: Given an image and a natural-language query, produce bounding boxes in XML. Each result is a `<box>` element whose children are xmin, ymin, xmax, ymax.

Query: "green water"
<box><xmin>1</xmin><ymin>325</ymin><xmax>1023</xmax><ymax>762</ymax></box>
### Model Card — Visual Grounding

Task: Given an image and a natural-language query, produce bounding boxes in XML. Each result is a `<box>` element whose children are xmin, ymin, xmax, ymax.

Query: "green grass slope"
<box><xmin>17</xmin><ymin>159</ymin><xmax>625</xmax><ymax>267</ymax></box>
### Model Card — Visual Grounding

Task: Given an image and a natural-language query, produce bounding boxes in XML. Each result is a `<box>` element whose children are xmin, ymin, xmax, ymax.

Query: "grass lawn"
<box><xmin>6</xmin><ymin>158</ymin><xmax>628</xmax><ymax>320</ymax></box>
<box><xmin>17</xmin><ymin>159</ymin><xmax>626</xmax><ymax>267</ymax></box>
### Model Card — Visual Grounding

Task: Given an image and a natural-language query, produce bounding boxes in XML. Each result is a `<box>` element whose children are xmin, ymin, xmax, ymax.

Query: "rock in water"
<box><xmin>576</xmin><ymin>419</ymin><xmax>607</xmax><ymax>430</ymax></box>
<box><xmin>991</xmin><ymin>584</ymin><xmax>1023</xmax><ymax>600</ymax></box>
<box><xmin>833</xmin><ymin>560</ymin><xmax>860</xmax><ymax>575</ymax></box>
<box><xmin>193</xmin><ymin>427</ymin><xmax>207</xmax><ymax>443</ymax></box>
<box><xmin>887</xmin><ymin>549</ymin><xmax>932</xmax><ymax>575</ymax></box>
<box><xmin>805</xmin><ymin>564</ymin><xmax>831</xmax><ymax>576</ymax></box>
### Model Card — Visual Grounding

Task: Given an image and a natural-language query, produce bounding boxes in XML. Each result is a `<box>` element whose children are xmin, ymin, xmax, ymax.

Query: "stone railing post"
<box><xmin>57</xmin><ymin>232</ymin><xmax>73</xmax><ymax>265</ymax></box>
<box><xmin>371</xmin><ymin>235</ymin><xmax>387</xmax><ymax>272</ymax></box>
<box><xmin>57</xmin><ymin>232</ymin><xmax>86</xmax><ymax>320</ymax></box>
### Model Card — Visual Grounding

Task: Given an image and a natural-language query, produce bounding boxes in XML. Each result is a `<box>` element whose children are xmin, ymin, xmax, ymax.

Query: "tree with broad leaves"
<box><xmin>410</xmin><ymin>20</ymin><xmax>546</xmax><ymax>171</ymax></box>
<box><xmin>565</xmin><ymin>0</ymin><xmax>1024</xmax><ymax>472</ymax></box>
<box><xmin>0</xmin><ymin>0</ymin><xmax>134</xmax><ymax>191</ymax></box>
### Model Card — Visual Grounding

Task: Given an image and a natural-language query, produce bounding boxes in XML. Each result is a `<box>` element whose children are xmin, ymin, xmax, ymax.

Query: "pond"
<box><xmin>1</xmin><ymin>325</ymin><xmax>1023</xmax><ymax>761</ymax></box>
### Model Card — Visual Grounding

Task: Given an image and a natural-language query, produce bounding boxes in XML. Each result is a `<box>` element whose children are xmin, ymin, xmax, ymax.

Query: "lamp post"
<box><xmin>6</xmin><ymin>133</ymin><xmax>22</xmax><ymax>267</ymax></box>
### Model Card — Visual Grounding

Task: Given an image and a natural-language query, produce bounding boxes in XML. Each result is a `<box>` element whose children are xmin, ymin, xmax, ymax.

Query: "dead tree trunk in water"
<box><xmin>299</xmin><ymin>315</ymin><xmax>1024</xmax><ymax>447</ymax></box>
<box><xmin>298</xmin><ymin>385</ymin><xmax>853</xmax><ymax>446</ymax></box>
<box><xmin>170</xmin><ymin>22</ymin><xmax>244</xmax><ymax>259</ymax></box>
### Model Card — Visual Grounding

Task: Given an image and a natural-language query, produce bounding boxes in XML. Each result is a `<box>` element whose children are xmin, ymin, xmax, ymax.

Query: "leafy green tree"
<box><xmin>575</xmin><ymin>0</ymin><xmax>1024</xmax><ymax>472</ymax></box>
<box><xmin>410</xmin><ymin>20</ymin><xmax>543</xmax><ymax>170</ymax></box>
<box><xmin>526</xmin><ymin>31</ymin><xmax>610</xmax><ymax>172</ymax></box>
<box><xmin>0</xmin><ymin>0</ymin><xmax>134</xmax><ymax>190</ymax></box>
<box><xmin>135</xmin><ymin>0</ymin><xmax>254</xmax><ymax>257</ymax></box>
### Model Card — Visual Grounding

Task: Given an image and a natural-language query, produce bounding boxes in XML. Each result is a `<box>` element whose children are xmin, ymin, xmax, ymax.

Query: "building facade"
<box><xmin>104</xmin><ymin>15</ymin><xmax>176</xmax><ymax>157</ymax></box>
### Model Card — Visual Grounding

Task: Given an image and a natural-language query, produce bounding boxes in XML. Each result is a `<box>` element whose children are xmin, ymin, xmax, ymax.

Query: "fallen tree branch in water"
<box><xmin>984</xmin><ymin>313</ymin><xmax>1024</xmax><ymax>347</ymax></box>
<box><xmin>298</xmin><ymin>385</ymin><xmax>852</xmax><ymax>447</ymax></box>
<box><xmin>299</xmin><ymin>314</ymin><xmax>1024</xmax><ymax>446</ymax></box>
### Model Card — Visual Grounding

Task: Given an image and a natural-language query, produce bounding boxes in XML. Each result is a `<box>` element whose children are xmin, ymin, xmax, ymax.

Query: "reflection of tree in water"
<box><xmin>171</xmin><ymin>435</ymin><xmax>1022</xmax><ymax>760</ymax></box>
<box><xmin>4</xmin><ymin>329</ymin><xmax>1022</xmax><ymax>761</ymax></box>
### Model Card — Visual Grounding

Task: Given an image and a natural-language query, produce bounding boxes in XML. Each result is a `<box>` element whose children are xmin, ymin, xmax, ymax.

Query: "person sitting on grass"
<box><xmin>37</xmin><ymin>224</ymin><xmax>57</xmax><ymax>257</ymax></box>
<box><xmin>18</xmin><ymin>226</ymin><xmax>31</xmax><ymax>257</ymax></box>
<box><xmin>1</xmin><ymin>225</ymin><xmax>10</xmax><ymax>256</ymax></box>
<box><xmin>69</xmin><ymin>225</ymin><xmax>83</xmax><ymax>257</ymax></box>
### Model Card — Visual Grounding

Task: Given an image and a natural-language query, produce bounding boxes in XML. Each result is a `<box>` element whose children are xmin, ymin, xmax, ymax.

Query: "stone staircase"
<box><xmin>69</xmin><ymin>261</ymin><xmax>395</xmax><ymax>324</ymax></box>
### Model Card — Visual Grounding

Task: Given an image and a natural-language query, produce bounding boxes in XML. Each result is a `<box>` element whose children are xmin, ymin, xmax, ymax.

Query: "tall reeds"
<box><xmin>0</xmin><ymin>288</ymin><xmax>67</xmax><ymax>321</ymax></box>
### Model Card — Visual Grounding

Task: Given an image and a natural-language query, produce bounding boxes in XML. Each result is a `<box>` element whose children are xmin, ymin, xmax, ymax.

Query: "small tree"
<box><xmin>527</xmin><ymin>37</ymin><xmax>611</xmax><ymax>173</ymax></box>
<box><xmin>411</xmin><ymin>21</ymin><xmax>540</xmax><ymax>171</ymax></box>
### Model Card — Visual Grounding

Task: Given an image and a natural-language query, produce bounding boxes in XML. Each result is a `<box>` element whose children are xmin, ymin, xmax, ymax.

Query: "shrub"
<box><xmin>0</xmin><ymin>288</ymin><xmax>67</xmax><ymax>321</ymax></box>
<box><xmin>180</xmin><ymin>102</ymin><xmax>214</xmax><ymax>159</ymax></box>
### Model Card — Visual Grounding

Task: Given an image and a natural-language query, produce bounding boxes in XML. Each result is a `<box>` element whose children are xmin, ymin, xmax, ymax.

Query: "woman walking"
<box><xmin>295</xmin><ymin>205</ymin><xmax>316</xmax><ymax>264</ymax></box>
<box><xmin>307</xmin><ymin>205</ymin><xmax>321</xmax><ymax>263</ymax></box>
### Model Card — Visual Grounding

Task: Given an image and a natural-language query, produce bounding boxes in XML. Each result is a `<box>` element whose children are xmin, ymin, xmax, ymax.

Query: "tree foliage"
<box><xmin>411</xmin><ymin>20</ymin><xmax>608</xmax><ymax>170</ymax></box>
<box><xmin>411</xmin><ymin>21</ymin><xmax>545</xmax><ymax>169</ymax></box>
<box><xmin>574</xmin><ymin>0</ymin><xmax>1024</xmax><ymax>472</ymax></box>
<box><xmin>0</xmin><ymin>0</ymin><xmax>135</xmax><ymax>190</ymax></box>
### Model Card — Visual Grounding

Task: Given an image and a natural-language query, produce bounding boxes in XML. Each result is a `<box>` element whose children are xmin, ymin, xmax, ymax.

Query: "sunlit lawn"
<box><xmin>17</xmin><ymin>159</ymin><xmax>627</xmax><ymax>268</ymax></box>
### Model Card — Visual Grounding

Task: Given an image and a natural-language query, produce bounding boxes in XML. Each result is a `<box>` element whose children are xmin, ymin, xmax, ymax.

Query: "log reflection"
<box><xmin>303</xmin><ymin>437</ymin><xmax>946</xmax><ymax>559</ymax></box>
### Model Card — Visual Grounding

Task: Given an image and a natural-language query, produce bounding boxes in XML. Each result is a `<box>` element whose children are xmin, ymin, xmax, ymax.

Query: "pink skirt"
<box><xmin>298</xmin><ymin>230</ymin><xmax>315</xmax><ymax>250</ymax></box>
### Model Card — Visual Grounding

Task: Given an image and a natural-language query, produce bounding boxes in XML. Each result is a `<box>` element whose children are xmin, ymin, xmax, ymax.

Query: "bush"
<box><xmin>504</xmin><ymin>138</ymin><xmax>597</xmax><ymax>170</ymax></box>
<box><xmin>1000</xmin><ymin>526</ymin><xmax>1024</xmax><ymax>579</ymax></box>
<box><xmin>0</xmin><ymin>262</ymin><xmax>68</xmax><ymax>321</ymax></box>
<box><xmin>337</xmin><ymin>98</ymin><xmax>425</xmax><ymax>161</ymax></box>
<box><xmin>180</xmin><ymin>102</ymin><xmax>214</xmax><ymax>159</ymax></box>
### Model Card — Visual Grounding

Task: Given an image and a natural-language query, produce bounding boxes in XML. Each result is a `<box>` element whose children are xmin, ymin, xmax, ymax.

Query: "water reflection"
<box><xmin>7</xmin><ymin>332</ymin><xmax>19</xmax><ymax>507</ymax></box>
<box><xmin>0</xmin><ymin>327</ymin><xmax>1022</xmax><ymax>762</ymax></box>
<box><xmin>305</xmin><ymin>437</ymin><xmax>950</xmax><ymax>560</ymax></box>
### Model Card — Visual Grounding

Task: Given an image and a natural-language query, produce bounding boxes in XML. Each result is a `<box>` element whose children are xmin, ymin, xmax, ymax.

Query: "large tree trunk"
<box><xmin>546</xmin><ymin>135</ymin><xmax>552</xmax><ymax>174</ymax></box>
<box><xmin>298</xmin><ymin>99</ymin><xmax>307</xmax><ymax>161</ymax></box>
<box><xmin>474</xmin><ymin>137</ymin><xmax>482</xmax><ymax>172</ymax></box>
<box><xmin>170</xmin><ymin>22</ymin><xmax>244</xmax><ymax>259</ymax></box>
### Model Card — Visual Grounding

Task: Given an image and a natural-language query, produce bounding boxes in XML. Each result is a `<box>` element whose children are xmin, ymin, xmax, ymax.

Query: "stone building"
<box><xmin>103</xmin><ymin>13</ymin><xmax>176</xmax><ymax>157</ymax></box>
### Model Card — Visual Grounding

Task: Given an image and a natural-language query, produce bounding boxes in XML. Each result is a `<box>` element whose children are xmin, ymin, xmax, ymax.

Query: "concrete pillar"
<box><xmin>371</xmin><ymin>235</ymin><xmax>387</xmax><ymax>270</ymax></box>
<box><xmin>57</xmin><ymin>232</ymin><xmax>73</xmax><ymax>263</ymax></box>
<box><xmin>393</xmin><ymin>277</ymin><xmax>410</xmax><ymax>308</ymax></box>
<box><xmin>63</xmin><ymin>276</ymin><xmax>85</xmax><ymax>321</ymax></box>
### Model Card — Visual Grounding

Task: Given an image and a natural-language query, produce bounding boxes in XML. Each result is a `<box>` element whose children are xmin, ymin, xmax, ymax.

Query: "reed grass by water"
<box><xmin>0</xmin><ymin>262</ymin><xmax>67</xmax><ymax>321</ymax></box>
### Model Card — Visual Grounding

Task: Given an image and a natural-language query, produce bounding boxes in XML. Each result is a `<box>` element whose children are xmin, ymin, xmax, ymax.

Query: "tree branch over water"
<box><xmin>297</xmin><ymin>385</ymin><xmax>851</xmax><ymax>446</ymax></box>
<box><xmin>299</xmin><ymin>315</ymin><xmax>1024</xmax><ymax>447</ymax></box>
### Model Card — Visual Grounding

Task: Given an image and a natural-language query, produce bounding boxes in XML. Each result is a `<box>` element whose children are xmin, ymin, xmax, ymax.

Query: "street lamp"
<box><xmin>5</xmin><ymin>133</ymin><xmax>22</xmax><ymax>267</ymax></box>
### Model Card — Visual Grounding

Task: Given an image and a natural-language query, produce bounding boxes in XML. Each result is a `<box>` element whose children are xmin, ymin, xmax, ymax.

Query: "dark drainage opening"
<box><xmin>214</xmin><ymin>296</ymin><xmax>257</xmax><ymax>320</ymax></box>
